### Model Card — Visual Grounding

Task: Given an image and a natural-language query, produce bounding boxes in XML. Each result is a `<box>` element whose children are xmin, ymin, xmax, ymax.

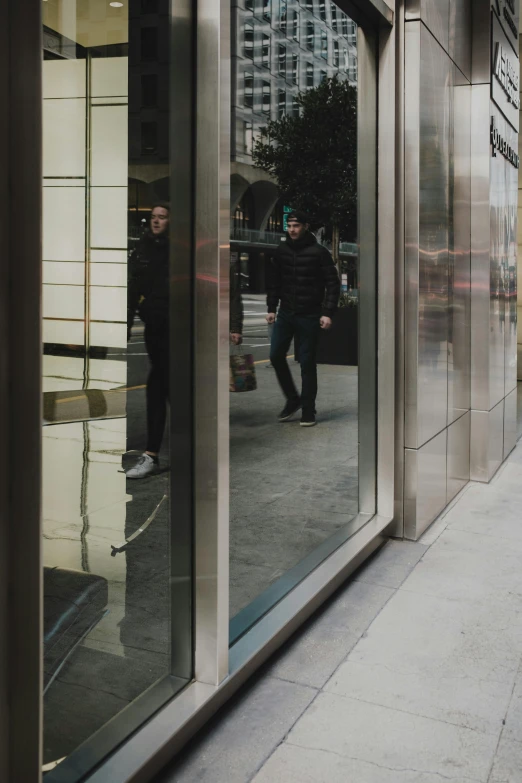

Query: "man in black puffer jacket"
<box><xmin>266</xmin><ymin>211</ymin><xmax>340</xmax><ymax>427</ymax></box>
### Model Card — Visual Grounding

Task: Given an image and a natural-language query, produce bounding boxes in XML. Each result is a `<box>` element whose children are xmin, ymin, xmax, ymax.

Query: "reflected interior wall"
<box><xmin>403</xmin><ymin>0</ymin><xmax>518</xmax><ymax>538</ymax></box>
<box><xmin>43</xmin><ymin>53</ymin><xmax>128</xmax><ymax>394</ymax></box>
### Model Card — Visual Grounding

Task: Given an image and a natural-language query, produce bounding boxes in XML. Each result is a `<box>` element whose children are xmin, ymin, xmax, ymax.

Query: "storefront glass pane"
<box><xmin>230</xmin><ymin>0</ymin><xmax>364</xmax><ymax>634</ymax></box>
<box><xmin>41</xmin><ymin>0</ymin><xmax>191</xmax><ymax>776</ymax></box>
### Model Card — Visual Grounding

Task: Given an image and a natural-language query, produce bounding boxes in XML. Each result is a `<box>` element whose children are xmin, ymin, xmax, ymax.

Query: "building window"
<box><xmin>262</xmin><ymin>80</ymin><xmax>271</xmax><ymax>114</ymax></box>
<box><xmin>292</xmin><ymin>10</ymin><xmax>300</xmax><ymax>41</ymax></box>
<box><xmin>278</xmin><ymin>89</ymin><xmax>286</xmax><ymax>119</ymax></box>
<box><xmin>278</xmin><ymin>44</ymin><xmax>286</xmax><ymax>76</ymax></box>
<box><xmin>244</xmin><ymin>23</ymin><xmax>254</xmax><ymax>58</ymax></box>
<box><xmin>348</xmin><ymin>19</ymin><xmax>356</xmax><ymax>44</ymax></box>
<box><xmin>244</xmin><ymin>71</ymin><xmax>253</xmax><ymax>107</ymax></box>
<box><xmin>262</xmin><ymin>33</ymin><xmax>271</xmax><ymax>68</ymax></box>
<box><xmin>306</xmin><ymin>21</ymin><xmax>314</xmax><ymax>51</ymax></box>
<box><xmin>280</xmin><ymin>0</ymin><xmax>287</xmax><ymax>34</ymax></box>
<box><xmin>141</xmin><ymin>121</ymin><xmax>158</xmax><ymax>154</ymax></box>
<box><xmin>321</xmin><ymin>30</ymin><xmax>328</xmax><ymax>60</ymax></box>
<box><xmin>141</xmin><ymin>73</ymin><xmax>158</xmax><ymax>107</ymax></box>
<box><xmin>292</xmin><ymin>53</ymin><xmax>299</xmax><ymax>85</ymax></box>
<box><xmin>320</xmin><ymin>70</ymin><xmax>327</xmax><ymax>83</ymax></box>
<box><xmin>292</xmin><ymin>96</ymin><xmax>299</xmax><ymax>117</ymax></box>
<box><xmin>330</xmin><ymin>3</ymin><xmax>338</xmax><ymax>32</ymax></box>
<box><xmin>341</xmin><ymin>14</ymin><xmax>348</xmax><ymax>36</ymax></box>
<box><xmin>245</xmin><ymin>0</ymin><xmax>253</xmax><ymax>9</ymax></box>
<box><xmin>348</xmin><ymin>53</ymin><xmax>357</xmax><ymax>81</ymax></box>
<box><xmin>306</xmin><ymin>61</ymin><xmax>314</xmax><ymax>87</ymax></box>
<box><xmin>244</xmin><ymin>121</ymin><xmax>253</xmax><ymax>154</ymax></box>
<box><xmin>305</xmin><ymin>0</ymin><xmax>313</xmax><ymax>11</ymax></box>
<box><xmin>343</xmin><ymin>48</ymin><xmax>348</xmax><ymax>69</ymax></box>
<box><xmin>319</xmin><ymin>0</ymin><xmax>326</xmax><ymax>21</ymax></box>
<box><xmin>140</xmin><ymin>27</ymin><xmax>158</xmax><ymax>61</ymax></box>
<box><xmin>333</xmin><ymin>40</ymin><xmax>339</xmax><ymax>68</ymax></box>
<box><xmin>263</xmin><ymin>0</ymin><xmax>271</xmax><ymax>23</ymax></box>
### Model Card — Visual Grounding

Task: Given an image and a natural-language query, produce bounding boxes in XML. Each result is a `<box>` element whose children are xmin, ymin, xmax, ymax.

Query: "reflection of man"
<box><xmin>266</xmin><ymin>211</ymin><xmax>340</xmax><ymax>427</ymax></box>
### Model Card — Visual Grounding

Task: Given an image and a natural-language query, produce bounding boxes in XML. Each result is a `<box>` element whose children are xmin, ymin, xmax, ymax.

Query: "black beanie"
<box><xmin>287</xmin><ymin>210</ymin><xmax>310</xmax><ymax>225</ymax></box>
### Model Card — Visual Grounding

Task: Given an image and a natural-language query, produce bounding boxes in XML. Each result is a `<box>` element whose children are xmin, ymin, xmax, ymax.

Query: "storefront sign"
<box><xmin>493</xmin><ymin>0</ymin><xmax>520</xmax><ymax>48</ymax></box>
<box><xmin>491</xmin><ymin>13</ymin><xmax>520</xmax><ymax>132</ymax></box>
<box><xmin>491</xmin><ymin>116</ymin><xmax>520</xmax><ymax>168</ymax></box>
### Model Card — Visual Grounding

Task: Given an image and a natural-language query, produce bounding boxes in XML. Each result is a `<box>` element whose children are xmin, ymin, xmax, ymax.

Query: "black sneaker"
<box><xmin>278</xmin><ymin>399</ymin><xmax>301</xmax><ymax>421</ymax></box>
<box><xmin>300</xmin><ymin>412</ymin><xmax>316</xmax><ymax>427</ymax></box>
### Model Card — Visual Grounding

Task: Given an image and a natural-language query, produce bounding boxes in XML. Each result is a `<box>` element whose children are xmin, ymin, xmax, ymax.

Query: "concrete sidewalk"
<box><xmin>158</xmin><ymin>441</ymin><xmax>522</xmax><ymax>783</ymax></box>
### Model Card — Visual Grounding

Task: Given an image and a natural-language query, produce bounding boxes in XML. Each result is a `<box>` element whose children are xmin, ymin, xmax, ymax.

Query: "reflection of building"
<box><xmin>128</xmin><ymin>0</ymin><xmax>171</xmax><ymax>232</ymax></box>
<box><xmin>231</xmin><ymin>0</ymin><xmax>357</xmax><ymax>290</ymax></box>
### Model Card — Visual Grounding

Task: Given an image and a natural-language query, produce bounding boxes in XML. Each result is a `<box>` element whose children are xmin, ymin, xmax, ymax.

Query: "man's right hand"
<box><xmin>266</xmin><ymin>313</ymin><xmax>276</xmax><ymax>324</ymax></box>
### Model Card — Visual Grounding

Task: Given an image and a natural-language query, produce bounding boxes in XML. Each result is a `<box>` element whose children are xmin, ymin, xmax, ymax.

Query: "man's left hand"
<box><xmin>230</xmin><ymin>333</ymin><xmax>243</xmax><ymax>345</ymax></box>
<box><xmin>320</xmin><ymin>317</ymin><xmax>332</xmax><ymax>330</ymax></box>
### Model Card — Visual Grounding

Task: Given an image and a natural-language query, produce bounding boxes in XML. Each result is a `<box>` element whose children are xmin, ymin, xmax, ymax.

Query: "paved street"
<box><xmin>157</xmin><ymin>437</ymin><xmax>522</xmax><ymax>783</ymax></box>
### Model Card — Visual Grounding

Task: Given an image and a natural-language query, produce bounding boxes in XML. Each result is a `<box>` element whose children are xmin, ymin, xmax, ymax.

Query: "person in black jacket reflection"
<box><xmin>266</xmin><ymin>211</ymin><xmax>340</xmax><ymax>427</ymax></box>
<box><xmin>230</xmin><ymin>259</ymin><xmax>244</xmax><ymax>345</ymax></box>
<box><xmin>125</xmin><ymin>203</ymin><xmax>170</xmax><ymax>479</ymax></box>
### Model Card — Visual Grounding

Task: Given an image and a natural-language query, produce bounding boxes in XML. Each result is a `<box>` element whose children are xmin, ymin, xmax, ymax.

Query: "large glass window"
<box><xmin>262</xmin><ymin>33</ymin><xmax>271</xmax><ymax>68</ymax></box>
<box><xmin>229</xmin><ymin>1</ymin><xmax>363</xmax><ymax>637</ymax></box>
<box><xmin>278</xmin><ymin>44</ymin><xmax>287</xmax><ymax>77</ymax></box>
<box><xmin>244</xmin><ymin>71</ymin><xmax>254</xmax><ymax>106</ymax></box>
<box><xmin>292</xmin><ymin>10</ymin><xmax>300</xmax><ymax>41</ymax></box>
<box><xmin>41</xmin><ymin>1</ymin><xmax>191</xmax><ymax>778</ymax></box>
<box><xmin>280</xmin><ymin>0</ymin><xmax>287</xmax><ymax>35</ymax></box>
<box><xmin>306</xmin><ymin>21</ymin><xmax>315</xmax><ymax>50</ymax></box>
<box><xmin>245</xmin><ymin>23</ymin><xmax>254</xmax><ymax>58</ymax></box>
<box><xmin>292</xmin><ymin>53</ymin><xmax>299</xmax><ymax>85</ymax></box>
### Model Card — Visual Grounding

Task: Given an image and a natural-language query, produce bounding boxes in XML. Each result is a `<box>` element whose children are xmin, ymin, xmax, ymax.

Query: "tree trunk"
<box><xmin>332</xmin><ymin>223</ymin><xmax>341</xmax><ymax>281</ymax></box>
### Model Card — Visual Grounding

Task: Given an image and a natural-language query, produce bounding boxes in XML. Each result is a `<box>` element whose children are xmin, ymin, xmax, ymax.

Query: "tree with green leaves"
<box><xmin>252</xmin><ymin>75</ymin><xmax>357</xmax><ymax>274</ymax></box>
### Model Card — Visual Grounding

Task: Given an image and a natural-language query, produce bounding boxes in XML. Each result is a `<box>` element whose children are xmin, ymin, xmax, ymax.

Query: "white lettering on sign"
<box><xmin>494</xmin><ymin>42</ymin><xmax>521</xmax><ymax>109</ymax></box>
<box><xmin>491</xmin><ymin>115</ymin><xmax>520</xmax><ymax>168</ymax></box>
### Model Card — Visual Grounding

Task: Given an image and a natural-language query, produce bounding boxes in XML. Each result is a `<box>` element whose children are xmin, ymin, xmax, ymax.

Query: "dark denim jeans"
<box><xmin>270</xmin><ymin>309</ymin><xmax>321</xmax><ymax>414</ymax></box>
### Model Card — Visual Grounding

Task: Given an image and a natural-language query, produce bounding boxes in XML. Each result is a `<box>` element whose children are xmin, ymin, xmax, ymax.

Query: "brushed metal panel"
<box><xmin>471</xmin><ymin>0</ymin><xmax>491</xmax><ymax>86</ymax></box>
<box><xmin>404</xmin><ymin>429</ymin><xmax>447</xmax><ymax>540</ymax></box>
<box><xmin>417</xmin><ymin>25</ymin><xmax>450</xmax><ymax>446</ymax></box>
<box><xmin>504</xmin><ymin>121</ymin><xmax>518</xmax><ymax>396</ymax></box>
<box><xmin>358</xmin><ymin>25</ymin><xmax>378</xmax><ymax>516</ymax></box>
<box><xmin>504</xmin><ymin>385</ymin><xmax>517</xmax><ymax>459</ymax></box>
<box><xmin>470</xmin><ymin>399</ymin><xmax>504</xmax><ymax>482</ymax></box>
<box><xmin>470</xmin><ymin>85</ymin><xmax>492</xmax><ymax>412</ymax></box>
<box><xmin>377</xmin><ymin>18</ymin><xmax>398</xmax><ymax>523</ymax></box>
<box><xmin>404</xmin><ymin>21</ymin><xmax>421</xmax><ymax>448</ymax></box>
<box><xmin>449</xmin><ymin>0</ymin><xmax>471</xmax><ymax>81</ymax></box>
<box><xmin>447</xmin><ymin>410</ymin><xmax>470</xmax><ymax>503</ymax></box>
<box><xmin>422</xmin><ymin>0</ymin><xmax>450</xmax><ymax>53</ymax></box>
<box><xmin>448</xmin><ymin>68</ymin><xmax>471</xmax><ymax>424</ymax></box>
<box><xmin>194</xmin><ymin>0</ymin><xmax>230</xmax><ymax>685</ymax></box>
<box><xmin>489</xmin><ymin>106</ymin><xmax>508</xmax><ymax>409</ymax></box>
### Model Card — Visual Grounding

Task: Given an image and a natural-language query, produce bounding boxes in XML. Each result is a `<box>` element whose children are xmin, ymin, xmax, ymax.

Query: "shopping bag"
<box><xmin>230</xmin><ymin>351</ymin><xmax>257</xmax><ymax>392</ymax></box>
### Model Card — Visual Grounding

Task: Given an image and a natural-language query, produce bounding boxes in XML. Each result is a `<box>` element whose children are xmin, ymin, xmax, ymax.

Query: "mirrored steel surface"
<box><xmin>489</xmin><ymin>106</ymin><xmax>509</xmax><ymax>409</ymax></box>
<box><xmin>448</xmin><ymin>66</ymin><xmax>471</xmax><ymax>425</ymax></box>
<box><xmin>470</xmin><ymin>399</ymin><xmax>505</xmax><ymax>482</ymax></box>
<box><xmin>358</xmin><ymin>24</ymin><xmax>378</xmax><ymax>516</ymax></box>
<box><xmin>504</xmin><ymin>386</ymin><xmax>517</xmax><ymax>459</ymax></box>
<box><xmin>449</xmin><ymin>0</ymin><xmax>471</xmax><ymax>80</ymax></box>
<box><xmin>404</xmin><ymin>429</ymin><xmax>447</xmax><ymax>540</ymax></box>
<box><xmin>405</xmin><ymin>23</ymin><xmax>450</xmax><ymax>449</ymax></box>
<box><xmin>194</xmin><ymin>0</ymin><xmax>230</xmax><ymax>685</ymax></box>
<box><xmin>447</xmin><ymin>410</ymin><xmax>470</xmax><ymax>503</ymax></box>
<box><xmin>470</xmin><ymin>85</ymin><xmax>493</xmax><ymax>412</ymax></box>
<box><xmin>504</xmin><ymin>120</ymin><xmax>518</xmax><ymax>397</ymax></box>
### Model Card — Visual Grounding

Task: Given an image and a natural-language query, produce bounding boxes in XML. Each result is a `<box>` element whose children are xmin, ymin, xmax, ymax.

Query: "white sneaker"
<box><xmin>125</xmin><ymin>453</ymin><xmax>158</xmax><ymax>479</ymax></box>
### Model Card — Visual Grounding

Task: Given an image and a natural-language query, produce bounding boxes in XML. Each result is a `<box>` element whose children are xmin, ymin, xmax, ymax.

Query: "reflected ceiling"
<box><xmin>43</xmin><ymin>0</ymin><xmax>128</xmax><ymax>48</ymax></box>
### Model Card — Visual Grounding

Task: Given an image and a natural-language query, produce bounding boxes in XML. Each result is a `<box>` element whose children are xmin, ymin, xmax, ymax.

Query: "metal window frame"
<box><xmin>87</xmin><ymin>0</ymin><xmax>397</xmax><ymax>779</ymax></box>
<box><xmin>0</xmin><ymin>0</ymin><xmax>396</xmax><ymax>780</ymax></box>
<box><xmin>0</xmin><ymin>1</ymin><xmax>43</xmax><ymax>781</ymax></box>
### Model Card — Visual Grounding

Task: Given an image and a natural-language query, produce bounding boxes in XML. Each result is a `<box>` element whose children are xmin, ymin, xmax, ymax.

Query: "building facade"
<box><xmin>0</xmin><ymin>1</ymin><xmax>520</xmax><ymax>781</ymax></box>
